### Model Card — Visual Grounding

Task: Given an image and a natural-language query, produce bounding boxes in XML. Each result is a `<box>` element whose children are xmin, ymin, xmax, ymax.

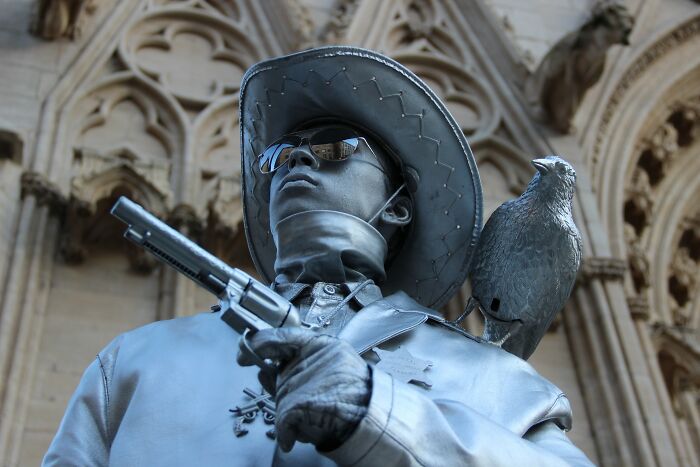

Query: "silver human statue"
<box><xmin>464</xmin><ymin>156</ymin><xmax>582</xmax><ymax>360</ymax></box>
<box><xmin>43</xmin><ymin>47</ymin><xmax>594</xmax><ymax>466</ymax></box>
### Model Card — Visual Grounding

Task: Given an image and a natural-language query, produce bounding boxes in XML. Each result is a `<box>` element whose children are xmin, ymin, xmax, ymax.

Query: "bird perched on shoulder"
<box><xmin>462</xmin><ymin>156</ymin><xmax>582</xmax><ymax>360</ymax></box>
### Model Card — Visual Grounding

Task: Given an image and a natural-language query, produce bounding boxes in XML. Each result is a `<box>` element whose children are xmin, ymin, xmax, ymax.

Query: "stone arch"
<box><xmin>381</xmin><ymin>0</ymin><xmax>469</xmax><ymax>66</ymax></box>
<box><xmin>589</xmin><ymin>15</ymin><xmax>700</xmax><ymax>464</ymax></box>
<box><xmin>191</xmin><ymin>94</ymin><xmax>242</xmax><ymax>230</ymax></box>
<box><xmin>469</xmin><ymin>136</ymin><xmax>532</xmax><ymax>215</ymax></box>
<box><xmin>57</xmin><ymin>71</ymin><xmax>188</xmax><ymax>196</ymax></box>
<box><xmin>192</xmin><ymin>94</ymin><xmax>240</xmax><ymax>184</ymax></box>
<box><xmin>644</xmin><ymin>146</ymin><xmax>700</xmax><ymax>325</ymax></box>
<box><xmin>391</xmin><ymin>52</ymin><xmax>501</xmax><ymax>140</ymax></box>
<box><xmin>592</xmin><ymin>15</ymin><xmax>700</xmax><ymax>258</ymax></box>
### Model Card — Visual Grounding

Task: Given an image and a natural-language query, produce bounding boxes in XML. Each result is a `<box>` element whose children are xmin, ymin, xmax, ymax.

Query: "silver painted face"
<box><xmin>268</xmin><ymin>125</ymin><xmax>394</xmax><ymax>229</ymax></box>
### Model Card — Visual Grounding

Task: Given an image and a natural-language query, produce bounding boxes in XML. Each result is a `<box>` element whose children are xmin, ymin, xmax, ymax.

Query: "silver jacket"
<box><xmin>43</xmin><ymin>292</ymin><xmax>594</xmax><ymax>466</ymax></box>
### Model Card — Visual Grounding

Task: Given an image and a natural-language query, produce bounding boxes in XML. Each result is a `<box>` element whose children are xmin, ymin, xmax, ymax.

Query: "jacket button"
<box><xmin>323</xmin><ymin>284</ymin><xmax>336</xmax><ymax>294</ymax></box>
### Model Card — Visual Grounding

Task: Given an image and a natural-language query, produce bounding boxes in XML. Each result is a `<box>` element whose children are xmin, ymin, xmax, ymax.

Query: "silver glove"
<box><xmin>237</xmin><ymin>327</ymin><xmax>371</xmax><ymax>452</ymax></box>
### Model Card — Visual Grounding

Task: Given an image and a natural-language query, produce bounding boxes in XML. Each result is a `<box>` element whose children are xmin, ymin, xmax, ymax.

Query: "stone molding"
<box><xmin>578</xmin><ymin>256</ymin><xmax>627</xmax><ymax>282</ymax></box>
<box><xmin>627</xmin><ymin>295</ymin><xmax>651</xmax><ymax>320</ymax></box>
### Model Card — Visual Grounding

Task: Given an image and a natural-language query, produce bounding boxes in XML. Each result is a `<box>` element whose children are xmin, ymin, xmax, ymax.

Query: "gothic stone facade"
<box><xmin>0</xmin><ymin>1</ymin><xmax>699</xmax><ymax>466</ymax></box>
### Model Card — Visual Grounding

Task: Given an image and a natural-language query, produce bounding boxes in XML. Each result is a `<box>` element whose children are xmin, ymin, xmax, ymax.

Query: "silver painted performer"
<box><xmin>43</xmin><ymin>47</ymin><xmax>594</xmax><ymax>466</ymax></box>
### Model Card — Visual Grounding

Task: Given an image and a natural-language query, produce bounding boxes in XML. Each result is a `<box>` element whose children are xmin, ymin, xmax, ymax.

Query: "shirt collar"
<box><xmin>272</xmin><ymin>281</ymin><xmax>383</xmax><ymax>308</ymax></box>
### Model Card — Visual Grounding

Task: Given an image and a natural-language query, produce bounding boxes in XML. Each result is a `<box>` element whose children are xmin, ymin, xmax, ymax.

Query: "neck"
<box><xmin>272</xmin><ymin>210</ymin><xmax>388</xmax><ymax>285</ymax></box>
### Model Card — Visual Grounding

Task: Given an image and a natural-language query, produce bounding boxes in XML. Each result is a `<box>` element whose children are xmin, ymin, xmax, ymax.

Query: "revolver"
<box><xmin>110</xmin><ymin>196</ymin><xmax>300</xmax><ymax>370</ymax></box>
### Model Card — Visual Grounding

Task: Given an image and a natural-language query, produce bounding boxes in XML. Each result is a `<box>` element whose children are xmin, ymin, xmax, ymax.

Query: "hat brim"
<box><xmin>240</xmin><ymin>46</ymin><xmax>482</xmax><ymax>309</ymax></box>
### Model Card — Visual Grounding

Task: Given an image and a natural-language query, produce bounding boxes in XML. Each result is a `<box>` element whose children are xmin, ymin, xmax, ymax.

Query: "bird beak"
<box><xmin>531</xmin><ymin>158</ymin><xmax>553</xmax><ymax>175</ymax></box>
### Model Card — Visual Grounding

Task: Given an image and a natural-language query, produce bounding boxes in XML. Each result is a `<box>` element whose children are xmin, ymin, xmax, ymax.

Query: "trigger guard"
<box><xmin>242</xmin><ymin>329</ymin><xmax>278</xmax><ymax>373</ymax></box>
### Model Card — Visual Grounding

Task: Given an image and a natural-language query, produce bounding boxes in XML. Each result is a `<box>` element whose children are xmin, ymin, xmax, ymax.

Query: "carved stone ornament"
<box><xmin>627</xmin><ymin>295</ymin><xmax>650</xmax><ymax>320</ymax></box>
<box><xmin>652</xmin><ymin>325</ymin><xmax>700</xmax><ymax>415</ymax></box>
<box><xmin>20</xmin><ymin>171</ymin><xmax>67</xmax><ymax>216</ymax></box>
<box><xmin>60</xmin><ymin>147</ymin><xmax>171</xmax><ymax>271</ymax></box>
<box><xmin>33</xmin><ymin>0</ymin><xmax>97</xmax><ymax>40</ymax></box>
<box><xmin>527</xmin><ymin>0</ymin><xmax>634</xmax><ymax>133</ymax></box>
<box><xmin>168</xmin><ymin>203</ymin><xmax>204</xmax><ymax>239</ymax></box>
<box><xmin>71</xmin><ymin>147</ymin><xmax>172</xmax><ymax>211</ymax></box>
<box><xmin>284</xmin><ymin>0</ymin><xmax>315</xmax><ymax>48</ymax></box>
<box><xmin>578</xmin><ymin>256</ymin><xmax>627</xmax><ymax>283</ymax></box>
<box><xmin>668</xmin><ymin>247</ymin><xmax>698</xmax><ymax>326</ymax></box>
<box><xmin>0</xmin><ymin>129</ymin><xmax>24</xmax><ymax>164</ymax></box>
<box><xmin>317</xmin><ymin>0</ymin><xmax>359</xmax><ymax>44</ymax></box>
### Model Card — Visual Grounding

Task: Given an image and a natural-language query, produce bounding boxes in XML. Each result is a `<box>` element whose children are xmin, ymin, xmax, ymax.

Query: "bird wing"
<box><xmin>519</xmin><ymin>216</ymin><xmax>582</xmax><ymax>327</ymax></box>
<box><xmin>559</xmin><ymin>218</ymin><xmax>583</xmax><ymax>302</ymax></box>
<box><xmin>471</xmin><ymin>204</ymin><xmax>582</xmax><ymax>326</ymax></box>
<box><xmin>469</xmin><ymin>200</ymin><xmax>520</xmax><ymax>311</ymax></box>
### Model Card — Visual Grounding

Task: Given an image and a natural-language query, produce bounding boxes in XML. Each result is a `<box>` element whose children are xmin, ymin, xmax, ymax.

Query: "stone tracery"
<box><xmin>615</xmin><ymin>86</ymin><xmax>700</xmax><ymax>461</ymax></box>
<box><xmin>120</xmin><ymin>9</ymin><xmax>256</xmax><ymax>107</ymax></box>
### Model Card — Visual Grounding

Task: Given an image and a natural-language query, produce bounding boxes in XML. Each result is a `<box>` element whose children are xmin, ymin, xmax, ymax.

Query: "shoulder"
<box><xmin>382</xmin><ymin>292</ymin><xmax>572</xmax><ymax>432</ymax></box>
<box><xmin>97</xmin><ymin>312</ymin><xmax>234</xmax><ymax>370</ymax></box>
<box><xmin>414</xmin><ymin>323</ymin><xmax>572</xmax><ymax>432</ymax></box>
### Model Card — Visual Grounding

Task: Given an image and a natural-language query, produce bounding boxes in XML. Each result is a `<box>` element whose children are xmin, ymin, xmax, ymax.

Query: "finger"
<box><xmin>276</xmin><ymin>408</ymin><xmax>299</xmax><ymax>453</ymax></box>
<box><xmin>257</xmin><ymin>368</ymin><xmax>277</xmax><ymax>396</ymax></box>
<box><xmin>243</xmin><ymin>327</ymin><xmax>324</xmax><ymax>362</ymax></box>
<box><xmin>236</xmin><ymin>330</ymin><xmax>269</xmax><ymax>367</ymax></box>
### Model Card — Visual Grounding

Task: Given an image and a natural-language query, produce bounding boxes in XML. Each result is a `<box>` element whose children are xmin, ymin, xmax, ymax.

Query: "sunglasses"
<box><xmin>257</xmin><ymin>127</ymin><xmax>376</xmax><ymax>174</ymax></box>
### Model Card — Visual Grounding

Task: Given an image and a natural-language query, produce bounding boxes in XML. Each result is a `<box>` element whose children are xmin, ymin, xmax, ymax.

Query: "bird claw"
<box><xmin>484</xmin><ymin>320</ymin><xmax>523</xmax><ymax>347</ymax></box>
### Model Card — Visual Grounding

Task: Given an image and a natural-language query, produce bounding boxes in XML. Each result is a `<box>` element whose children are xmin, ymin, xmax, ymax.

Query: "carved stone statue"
<box><xmin>33</xmin><ymin>0</ymin><xmax>95</xmax><ymax>40</ymax></box>
<box><xmin>43</xmin><ymin>47</ymin><xmax>593</xmax><ymax>466</ymax></box>
<box><xmin>527</xmin><ymin>1</ymin><xmax>634</xmax><ymax>133</ymax></box>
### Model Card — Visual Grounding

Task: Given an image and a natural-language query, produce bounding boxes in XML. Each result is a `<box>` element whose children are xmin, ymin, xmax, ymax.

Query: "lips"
<box><xmin>280</xmin><ymin>172</ymin><xmax>318</xmax><ymax>190</ymax></box>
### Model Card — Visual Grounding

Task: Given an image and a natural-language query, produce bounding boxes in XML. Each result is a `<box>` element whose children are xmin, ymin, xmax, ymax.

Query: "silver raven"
<box><xmin>465</xmin><ymin>156</ymin><xmax>582</xmax><ymax>360</ymax></box>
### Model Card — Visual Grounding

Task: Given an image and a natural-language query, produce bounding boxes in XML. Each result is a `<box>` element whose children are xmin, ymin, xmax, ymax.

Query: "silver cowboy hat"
<box><xmin>240</xmin><ymin>46</ymin><xmax>482</xmax><ymax>309</ymax></box>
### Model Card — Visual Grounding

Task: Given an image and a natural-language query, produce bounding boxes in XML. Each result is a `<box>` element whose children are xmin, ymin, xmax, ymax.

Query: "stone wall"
<box><xmin>0</xmin><ymin>1</ymin><xmax>698</xmax><ymax>465</ymax></box>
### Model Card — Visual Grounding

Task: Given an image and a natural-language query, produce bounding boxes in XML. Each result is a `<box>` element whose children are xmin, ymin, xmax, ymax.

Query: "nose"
<box><xmin>287</xmin><ymin>144</ymin><xmax>320</xmax><ymax>170</ymax></box>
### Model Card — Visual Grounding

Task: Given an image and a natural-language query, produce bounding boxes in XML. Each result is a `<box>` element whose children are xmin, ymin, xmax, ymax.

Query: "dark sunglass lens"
<box><xmin>309</xmin><ymin>141</ymin><xmax>349</xmax><ymax>161</ymax></box>
<box><xmin>310</xmin><ymin>128</ymin><xmax>360</xmax><ymax>161</ymax></box>
<box><xmin>275</xmin><ymin>145</ymin><xmax>295</xmax><ymax>168</ymax></box>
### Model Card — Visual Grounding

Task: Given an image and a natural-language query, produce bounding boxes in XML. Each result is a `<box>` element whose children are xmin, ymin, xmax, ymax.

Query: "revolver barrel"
<box><xmin>110</xmin><ymin>196</ymin><xmax>301</xmax><ymax>336</ymax></box>
<box><xmin>111</xmin><ymin>196</ymin><xmax>239</xmax><ymax>297</ymax></box>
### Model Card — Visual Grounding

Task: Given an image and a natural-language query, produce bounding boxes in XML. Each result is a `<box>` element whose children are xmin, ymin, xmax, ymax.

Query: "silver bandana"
<box><xmin>272</xmin><ymin>210</ymin><xmax>388</xmax><ymax>285</ymax></box>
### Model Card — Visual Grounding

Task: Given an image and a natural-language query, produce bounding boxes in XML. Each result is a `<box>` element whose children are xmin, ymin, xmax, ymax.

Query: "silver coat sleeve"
<box><xmin>42</xmin><ymin>357</ymin><xmax>110</xmax><ymax>466</ymax></box>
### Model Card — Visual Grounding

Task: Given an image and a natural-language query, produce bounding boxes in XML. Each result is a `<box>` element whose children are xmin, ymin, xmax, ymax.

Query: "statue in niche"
<box><xmin>527</xmin><ymin>0</ymin><xmax>634</xmax><ymax>133</ymax></box>
<box><xmin>43</xmin><ymin>47</ymin><xmax>593</xmax><ymax>466</ymax></box>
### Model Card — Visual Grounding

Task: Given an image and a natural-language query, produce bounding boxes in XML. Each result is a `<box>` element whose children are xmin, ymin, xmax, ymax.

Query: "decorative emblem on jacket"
<box><xmin>230</xmin><ymin>387</ymin><xmax>276</xmax><ymax>439</ymax></box>
<box><xmin>373</xmin><ymin>346</ymin><xmax>433</xmax><ymax>388</ymax></box>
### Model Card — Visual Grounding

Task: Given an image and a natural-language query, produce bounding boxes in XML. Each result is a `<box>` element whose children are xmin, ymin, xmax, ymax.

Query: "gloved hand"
<box><xmin>237</xmin><ymin>328</ymin><xmax>371</xmax><ymax>452</ymax></box>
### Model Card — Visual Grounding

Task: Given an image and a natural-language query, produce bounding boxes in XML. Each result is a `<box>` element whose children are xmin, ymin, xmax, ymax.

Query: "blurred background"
<box><xmin>0</xmin><ymin>0</ymin><xmax>698</xmax><ymax>465</ymax></box>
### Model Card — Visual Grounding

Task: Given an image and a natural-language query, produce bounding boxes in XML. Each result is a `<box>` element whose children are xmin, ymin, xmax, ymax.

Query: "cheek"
<box><xmin>269</xmin><ymin>170</ymin><xmax>288</xmax><ymax>201</ymax></box>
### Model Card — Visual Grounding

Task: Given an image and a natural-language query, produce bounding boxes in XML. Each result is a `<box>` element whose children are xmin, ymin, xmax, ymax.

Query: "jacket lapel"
<box><xmin>338</xmin><ymin>291</ymin><xmax>432</xmax><ymax>354</ymax></box>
